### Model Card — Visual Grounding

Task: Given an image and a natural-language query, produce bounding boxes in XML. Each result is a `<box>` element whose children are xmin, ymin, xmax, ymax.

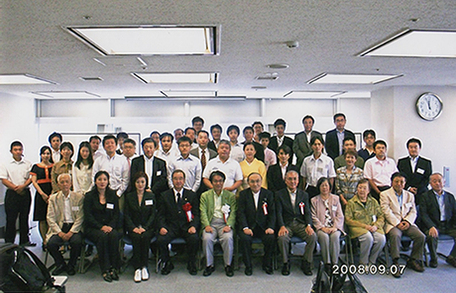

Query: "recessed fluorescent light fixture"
<box><xmin>32</xmin><ymin>91</ymin><xmax>101</xmax><ymax>99</ymax></box>
<box><xmin>160</xmin><ymin>90</ymin><xmax>217</xmax><ymax>98</ymax></box>
<box><xmin>360</xmin><ymin>28</ymin><xmax>456</xmax><ymax>58</ymax></box>
<box><xmin>0</xmin><ymin>74</ymin><xmax>56</xmax><ymax>85</ymax></box>
<box><xmin>307</xmin><ymin>73</ymin><xmax>403</xmax><ymax>84</ymax></box>
<box><xmin>283</xmin><ymin>90</ymin><xmax>345</xmax><ymax>99</ymax></box>
<box><xmin>66</xmin><ymin>25</ymin><xmax>218</xmax><ymax>56</ymax></box>
<box><xmin>132</xmin><ymin>72</ymin><xmax>218</xmax><ymax>84</ymax></box>
<box><xmin>125</xmin><ymin>95</ymin><xmax>245</xmax><ymax>101</ymax></box>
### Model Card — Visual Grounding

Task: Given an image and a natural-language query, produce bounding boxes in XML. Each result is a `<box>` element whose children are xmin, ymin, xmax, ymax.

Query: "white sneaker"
<box><xmin>134</xmin><ymin>269</ymin><xmax>142</xmax><ymax>283</ymax></box>
<box><xmin>141</xmin><ymin>267</ymin><xmax>149</xmax><ymax>281</ymax></box>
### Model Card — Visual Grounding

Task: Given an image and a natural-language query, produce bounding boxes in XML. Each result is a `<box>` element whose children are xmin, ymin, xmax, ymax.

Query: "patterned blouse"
<box><xmin>335</xmin><ymin>166</ymin><xmax>363</xmax><ymax>200</ymax></box>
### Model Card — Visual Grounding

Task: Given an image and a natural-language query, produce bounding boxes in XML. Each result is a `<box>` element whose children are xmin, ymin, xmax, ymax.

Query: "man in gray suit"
<box><xmin>293</xmin><ymin>115</ymin><xmax>322</xmax><ymax>170</ymax></box>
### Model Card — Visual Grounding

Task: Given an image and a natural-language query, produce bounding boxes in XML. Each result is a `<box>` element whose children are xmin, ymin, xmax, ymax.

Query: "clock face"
<box><xmin>416</xmin><ymin>93</ymin><xmax>443</xmax><ymax>121</ymax></box>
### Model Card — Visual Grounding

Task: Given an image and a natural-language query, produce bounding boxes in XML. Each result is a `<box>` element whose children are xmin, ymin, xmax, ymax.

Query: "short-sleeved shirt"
<box><xmin>363</xmin><ymin>156</ymin><xmax>398</xmax><ymax>187</ymax></box>
<box><xmin>203</xmin><ymin>156</ymin><xmax>243</xmax><ymax>192</ymax></box>
<box><xmin>300</xmin><ymin>153</ymin><xmax>336</xmax><ymax>187</ymax></box>
<box><xmin>168</xmin><ymin>154</ymin><xmax>202</xmax><ymax>192</ymax></box>
<box><xmin>0</xmin><ymin>158</ymin><xmax>32</xmax><ymax>186</ymax></box>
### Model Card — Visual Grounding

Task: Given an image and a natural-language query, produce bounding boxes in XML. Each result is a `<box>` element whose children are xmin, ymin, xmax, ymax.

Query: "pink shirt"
<box><xmin>363</xmin><ymin>156</ymin><xmax>398</xmax><ymax>186</ymax></box>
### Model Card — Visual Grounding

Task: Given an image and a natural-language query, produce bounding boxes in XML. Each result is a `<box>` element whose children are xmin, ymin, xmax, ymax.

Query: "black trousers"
<box><xmin>157</xmin><ymin>228</ymin><xmax>199</xmax><ymax>263</ymax></box>
<box><xmin>47</xmin><ymin>223</ymin><xmax>83</xmax><ymax>267</ymax></box>
<box><xmin>85</xmin><ymin>228</ymin><xmax>121</xmax><ymax>272</ymax></box>
<box><xmin>128</xmin><ymin>229</ymin><xmax>155</xmax><ymax>269</ymax></box>
<box><xmin>239</xmin><ymin>227</ymin><xmax>275</xmax><ymax>268</ymax></box>
<box><xmin>426</xmin><ymin>225</ymin><xmax>456</xmax><ymax>260</ymax></box>
<box><xmin>5</xmin><ymin>188</ymin><xmax>31</xmax><ymax>244</ymax></box>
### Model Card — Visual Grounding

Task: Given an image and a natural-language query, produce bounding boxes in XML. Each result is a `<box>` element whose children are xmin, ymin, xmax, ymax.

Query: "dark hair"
<box><xmin>210</xmin><ymin>170</ymin><xmax>226</xmax><ymax>182</ymax></box>
<box><xmin>60</xmin><ymin>142</ymin><xmax>74</xmax><ymax>157</ymax></box>
<box><xmin>39</xmin><ymin>146</ymin><xmax>54</xmax><ymax>164</ymax></box>
<box><xmin>310</xmin><ymin>136</ymin><xmax>324</xmax><ymax>146</ymax></box>
<box><xmin>174</xmin><ymin>128</ymin><xmax>184</xmax><ymax>135</ymax></box>
<box><xmin>141</xmin><ymin>137</ymin><xmax>157</xmax><ymax>149</ymax></box>
<box><xmin>373</xmin><ymin>140</ymin><xmax>387</xmax><ymax>149</ymax></box>
<box><xmin>278</xmin><ymin>144</ymin><xmax>291</xmax><ymax>155</ymax></box>
<box><xmin>116</xmin><ymin>132</ymin><xmax>128</xmax><ymax>140</ymax></box>
<box><xmin>343</xmin><ymin>137</ymin><xmax>356</xmax><ymax>145</ymax></box>
<box><xmin>333</xmin><ymin>113</ymin><xmax>346</xmax><ymax>121</ymax></box>
<box><xmin>123</xmin><ymin>138</ymin><xmax>136</xmax><ymax>147</ymax></box>
<box><xmin>391</xmin><ymin>172</ymin><xmax>406</xmax><ymax>182</ymax></box>
<box><xmin>89</xmin><ymin>135</ymin><xmax>101</xmax><ymax>143</ymax></box>
<box><xmin>259</xmin><ymin>132</ymin><xmax>271</xmax><ymax>140</ymax></box>
<box><xmin>316</xmin><ymin>177</ymin><xmax>330</xmax><ymax>192</ymax></box>
<box><xmin>344</xmin><ymin>149</ymin><xmax>358</xmax><ymax>159</ymax></box>
<box><xmin>177</xmin><ymin>136</ymin><xmax>193</xmax><ymax>146</ymax></box>
<box><xmin>362</xmin><ymin>129</ymin><xmax>376</xmax><ymax>139</ymax></box>
<box><xmin>48</xmin><ymin>132</ymin><xmax>62</xmax><ymax>143</ymax></box>
<box><xmin>10</xmin><ymin>141</ymin><xmax>23</xmax><ymax>150</ymax></box>
<box><xmin>172</xmin><ymin>169</ymin><xmax>186</xmax><ymax>180</ymax></box>
<box><xmin>274</xmin><ymin>118</ymin><xmax>286</xmax><ymax>128</ymax></box>
<box><xmin>357</xmin><ymin>178</ymin><xmax>370</xmax><ymax>188</ymax></box>
<box><xmin>160</xmin><ymin>132</ymin><xmax>174</xmax><ymax>142</ymax></box>
<box><xmin>94</xmin><ymin>170</ymin><xmax>110</xmax><ymax>186</ymax></box>
<box><xmin>197</xmin><ymin>130</ymin><xmax>210</xmax><ymax>138</ymax></box>
<box><xmin>243</xmin><ymin>141</ymin><xmax>256</xmax><ymax>151</ymax></box>
<box><xmin>302</xmin><ymin>115</ymin><xmax>315</xmax><ymax>124</ymax></box>
<box><xmin>227</xmin><ymin>125</ymin><xmax>240</xmax><ymax>136</ymax></box>
<box><xmin>185</xmin><ymin>127</ymin><xmax>196</xmax><ymax>135</ymax></box>
<box><xmin>103</xmin><ymin>134</ymin><xmax>117</xmax><ymax>146</ymax></box>
<box><xmin>406</xmin><ymin>138</ymin><xmax>422</xmax><ymax>149</ymax></box>
<box><xmin>192</xmin><ymin>116</ymin><xmax>204</xmax><ymax>125</ymax></box>
<box><xmin>243</xmin><ymin>126</ymin><xmax>254</xmax><ymax>134</ymax></box>
<box><xmin>210</xmin><ymin>124</ymin><xmax>222</xmax><ymax>133</ymax></box>
<box><xmin>131</xmin><ymin>171</ymin><xmax>149</xmax><ymax>190</ymax></box>
<box><xmin>150</xmin><ymin>131</ymin><xmax>160</xmax><ymax>137</ymax></box>
<box><xmin>75</xmin><ymin>141</ymin><xmax>94</xmax><ymax>170</ymax></box>
<box><xmin>252</xmin><ymin>121</ymin><xmax>264</xmax><ymax>128</ymax></box>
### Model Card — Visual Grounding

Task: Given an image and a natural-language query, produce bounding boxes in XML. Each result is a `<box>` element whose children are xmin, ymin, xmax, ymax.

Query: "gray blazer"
<box><xmin>293</xmin><ymin>130</ymin><xmax>322</xmax><ymax>169</ymax></box>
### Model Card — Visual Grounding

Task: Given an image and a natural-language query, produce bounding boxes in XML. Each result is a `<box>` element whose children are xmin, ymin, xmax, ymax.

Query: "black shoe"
<box><xmin>245</xmin><ymin>266</ymin><xmax>253</xmax><ymax>276</ymax></box>
<box><xmin>187</xmin><ymin>262</ymin><xmax>197</xmax><ymax>275</ymax></box>
<box><xmin>430</xmin><ymin>259</ymin><xmax>438</xmax><ymax>268</ymax></box>
<box><xmin>52</xmin><ymin>264</ymin><xmax>66</xmax><ymax>275</ymax></box>
<box><xmin>407</xmin><ymin>259</ymin><xmax>425</xmax><ymax>272</ymax></box>
<box><xmin>392</xmin><ymin>259</ymin><xmax>402</xmax><ymax>278</ymax></box>
<box><xmin>263</xmin><ymin>265</ymin><xmax>273</xmax><ymax>275</ymax></box>
<box><xmin>110</xmin><ymin>268</ymin><xmax>119</xmax><ymax>280</ymax></box>
<box><xmin>21</xmin><ymin>241</ymin><xmax>37</xmax><ymax>247</ymax></box>
<box><xmin>301</xmin><ymin>260</ymin><xmax>313</xmax><ymax>276</ymax></box>
<box><xmin>282</xmin><ymin>263</ymin><xmax>290</xmax><ymax>276</ymax></box>
<box><xmin>446</xmin><ymin>255</ymin><xmax>456</xmax><ymax>267</ymax></box>
<box><xmin>161</xmin><ymin>262</ymin><xmax>174</xmax><ymax>275</ymax></box>
<box><xmin>67</xmin><ymin>265</ymin><xmax>76</xmax><ymax>276</ymax></box>
<box><xmin>225</xmin><ymin>265</ymin><xmax>234</xmax><ymax>277</ymax></box>
<box><xmin>203</xmin><ymin>265</ymin><xmax>215</xmax><ymax>276</ymax></box>
<box><xmin>102</xmin><ymin>271</ymin><xmax>112</xmax><ymax>282</ymax></box>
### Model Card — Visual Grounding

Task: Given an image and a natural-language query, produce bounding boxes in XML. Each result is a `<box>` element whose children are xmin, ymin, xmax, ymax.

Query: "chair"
<box><xmin>156</xmin><ymin>237</ymin><xmax>189</xmax><ymax>273</ymax></box>
<box><xmin>235</xmin><ymin>236</ymin><xmax>275</xmax><ymax>271</ymax></box>
<box><xmin>423</xmin><ymin>233</ymin><xmax>454</xmax><ymax>266</ymax></box>
<box><xmin>79</xmin><ymin>238</ymin><xmax>97</xmax><ymax>274</ymax></box>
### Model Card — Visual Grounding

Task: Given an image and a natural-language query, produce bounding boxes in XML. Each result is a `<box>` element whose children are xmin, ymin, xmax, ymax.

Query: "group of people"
<box><xmin>1</xmin><ymin>114</ymin><xmax>455</xmax><ymax>283</ymax></box>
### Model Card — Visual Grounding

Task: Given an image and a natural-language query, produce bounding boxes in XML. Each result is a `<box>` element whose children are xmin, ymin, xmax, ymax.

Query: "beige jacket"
<box><xmin>380</xmin><ymin>187</ymin><xmax>417</xmax><ymax>234</ymax></box>
<box><xmin>46</xmin><ymin>190</ymin><xmax>84</xmax><ymax>242</ymax></box>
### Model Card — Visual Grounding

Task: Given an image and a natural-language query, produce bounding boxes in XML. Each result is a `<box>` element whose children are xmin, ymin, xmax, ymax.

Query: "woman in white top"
<box><xmin>73</xmin><ymin>141</ymin><xmax>94</xmax><ymax>194</ymax></box>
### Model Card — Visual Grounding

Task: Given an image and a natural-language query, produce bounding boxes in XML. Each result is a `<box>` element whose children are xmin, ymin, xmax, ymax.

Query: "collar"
<box><xmin>280</xmin><ymin>162</ymin><xmax>288</xmax><ymax>168</ymax></box>
<box><xmin>433</xmin><ymin>190</ymin><xmax>445</xmax><ymax>197</ymax></box>
<box><xmin>173</xmin><ymin>188</ymin><xmax>183</xmax><ymax>195</ymax></box>
<box><xmin>144</xmin><ymin>155</ymin><xmax>154</xmax><ymax>162</ymax></box>
<box><xmin>287</xmin><ymin>188</ymin><xmax>296</xmax><ymax>195</ymax></box>
<box><xmin>11</xmin><ymin>158</ymin><xmax>25</xmax><ymax>164</ymax></box>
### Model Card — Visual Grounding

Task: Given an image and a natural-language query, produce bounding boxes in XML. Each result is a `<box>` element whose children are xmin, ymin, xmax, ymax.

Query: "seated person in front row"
<box><xmin>418</xmin><ymin>173</ymin><xmax>456</xmax><ymax>268</ymax></box>
<box><xmin>124</xmin><ymin>171</ymin><xmax>157</xmax><ymax>282</ymax></box>
<box><xmin>200</xmin><ymin>171</ymin><xmax>237</xmax><ymax>277</ymax></box>
<box><xmin>345</xmin><ymin>179</ymin><xmax>386</xmax><ymax>266</ymax></box>
<box><xmin>46</xmin><ymin>173</ymin><xmax>83</xmax><ymax>276</ymax></box>
<box><xmin>267</xmin><ymin>145</ymin><xmax>299</xmax><ymax>192</ymax></box>
<box><xmin>237</xmin><ymin>173</ymin><xmax>276</xmax><ymax>276</ymax></box>
<box><xmin>157</xmin><ymin>170</ymin><xmax>200</xmax><ymax>276</ymax></box>
<box><xmin>311</xmin><ymin>177</ymin><xmax>344</xmax><ymax>272</ymax></box>
<box><xmin>380</xmin><ymin>172</ymin><xmax>425</xmax><ymax>278</ymax></box>
<box><xmin>276</xmin><ymin>170</ymin><xmax>317</xmax><ymax>276</ymax></box>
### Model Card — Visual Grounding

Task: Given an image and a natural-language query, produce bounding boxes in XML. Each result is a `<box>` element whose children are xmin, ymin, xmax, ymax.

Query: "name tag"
<box><xmin>71</xmin><ymin>206</ymin><xmax>79</xmax><ymax>211</ymax></box>
<box><xmin>145</xmin><ymin>199</ymin><xmax>153</xmax><ymax>206</ymax></box>
<box><xmin>156</xmin><ymin>170</ymin><xmax>162</xmax><ymax>176</ymax></box>
<box><xmin>106</xmin><ymin>203</ymin><xmax>114</xmax><ymax>210</ymax></box>
<box><xmin>372</xmin><ymin>215</ymin><xmax>377</xmax><ymax>222</ymax></box>
<box><xmin>405</xmin><ymin>202</ymin><xmax>412</xmax><ymax>208</ymax></box>
<box><xmin>416</xmin><ymin>168</ymin><xmax>425</xmax><ymax>175</ymax></box>
<box><xmin>332</xmin><ymin>205</ymin><xmax>338</xmax><ymax>212</ymax></box>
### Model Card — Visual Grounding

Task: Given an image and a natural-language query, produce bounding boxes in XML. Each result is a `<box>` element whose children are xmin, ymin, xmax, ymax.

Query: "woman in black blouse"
<box><xmin>84</xmin><ymin>171</ymin><xmax>121</xmax><ymax>282</ymax></box>
<box><xmin>124</xmin><ymin>171</ymin><xmax>157</xmax><ymax>282</ymax></box>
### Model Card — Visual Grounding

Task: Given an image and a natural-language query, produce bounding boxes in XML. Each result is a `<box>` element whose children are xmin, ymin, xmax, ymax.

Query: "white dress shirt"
<box><xmin>92</xmin><ymin>153</ymin><xmax>130</xmax><ymax>197</ymax></box>
<box><xmin>0</xmin><ymin>158</ymin><xmax>32</xmax><ymax>186</ymax></box>
<box><xmin>168</xmin><ymin>154</ymin><xmax>202</xmax><ymax>192</ymax></box>
<box><xmin>300</xmin><ymin>153</ymin><xmax>336</xmax><ymax>187</ymax></box>
<box><xmin>203</xmin><ymin>156</ymin><xmax>243</xmax><ymax>193</ymax></box>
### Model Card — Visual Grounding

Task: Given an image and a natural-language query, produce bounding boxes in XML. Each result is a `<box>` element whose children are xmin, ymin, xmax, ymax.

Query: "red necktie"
<box><xmin>201</xmin><ymin>149</ymin><xmax>207</xmax><ymax>170</ymax></box>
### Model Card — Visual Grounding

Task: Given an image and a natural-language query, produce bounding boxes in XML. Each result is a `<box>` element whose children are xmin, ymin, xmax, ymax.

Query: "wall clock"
<box><xmin>416</xmin><ymin>92</ymin><xmax>443</xmax><ymax>121</ymax></box>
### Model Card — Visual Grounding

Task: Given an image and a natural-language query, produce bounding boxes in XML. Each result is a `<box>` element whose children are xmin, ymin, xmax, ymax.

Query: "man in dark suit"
<box><xmin>157</xmin><ymin>170</ymin><xmax>200</xmax><ymax>275</ymax></box>
<box><xmin>190</xmin><ymin>130</ymin><xmax>217</xmax><ymax>197</ymax></box>
<box><xmin>130</xmin><ymin>137</ymin><xmax>168</xmax><ymax>196</ymax></box>
<box><xmin>208</xmin><ymin>124</ymin><xmax>222</xmax><ymax>152</ymax></box>
<box><xmin>293</xmin><ymin>115</ymin><xmax>323</xmax><ymax>169</ymax></box>
<box><xmin>325</xmin><ymin>113</ymin><xmax>355</xmax><ymax>160</ymax></box>
<box><xmin>269</xmin><ymin>118</ymin><xmax>294</xmax><ymax>165</ymax></box>
<box><xmin>418</xmin><ymin>173</ymin><xmax>456</xmax><ymax>268</ymax></box>
<box><xmin>237</xmin><ymin>173</ymin><xmax>276</xmax><ymax>275</ymax></box>
<box><xmin>397</xmin><ymin>138</ymin><xmax>432</xmax><ymax>205</ymax></box>
<box><xmin>267</xmin><ymin>145</ymin><xmax>299</xmax><ymax>192</ymax></box>
<box><xmin>276</xmin><ymin>170</ymin><xmax>317</xmax><ymax>276</ymax></box>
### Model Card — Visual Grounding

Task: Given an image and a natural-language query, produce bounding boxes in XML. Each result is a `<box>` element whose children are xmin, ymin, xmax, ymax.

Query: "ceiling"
<box><xmin>1</xmin><ymin>0</ymin><xmax>456</xmax><ymax>100</ymax></box>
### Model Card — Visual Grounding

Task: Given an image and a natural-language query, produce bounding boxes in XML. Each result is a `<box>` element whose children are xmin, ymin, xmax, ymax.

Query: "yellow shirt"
<box><xmin>239</xmin><ymin>158</ymin><xmax>267</xmax><ymax>192</ymax></box>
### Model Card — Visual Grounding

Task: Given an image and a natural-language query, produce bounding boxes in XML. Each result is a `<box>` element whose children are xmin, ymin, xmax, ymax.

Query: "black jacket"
<box><xmin>84</xmin><ymin>188</ymin><xmax>120</xmax><ymax>230</ymax></box>
<box><xmin>237</xmin><ymin>188</ymin><xmax>276</xmax><ymax>232</ymax></box>
<box><xmin>275</xmin><ymin>188</ymin><xmax>312</xmax><ymax>228</ymax></box>
<box><xmin>266</xmin><ymin>163</ymin><xmax>299</xmax><ymax>192</ymax></box>
<box><xmin>124</xmin><ymin>191</ymin><xmax>157</xmax><ymax>233</ymax></box>
<box><xmin>130</xmin><ymin>155</ymin><xmax>168</xmax><ymax>197</ymax></box>
<box><xmin>325</xmin><ymin>128</ymin><xmax>355</xmax><ymax>160</ymax></box>
<box><xmin>419</xmin><ymin>189</ymin><xmax>456</xmax><ymax>231</ymax></box>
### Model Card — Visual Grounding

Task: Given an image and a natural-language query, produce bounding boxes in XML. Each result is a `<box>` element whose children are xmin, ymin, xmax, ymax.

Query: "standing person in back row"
<box><xmin>325</xmin><ymin>113</ymin><xmax>355</xmax><ymax>160</ymax></box>
<box><xmin>0</xmin><ymin>141</ymin><xmax>34</xmax><ymax>246</ymax></box>
<box><xmin>293</xmin><ymin>115</ymin><xmax>322</xmax><ymax>170</ymax></box>
<box><xmin>48</xmin><ymin>132</ymin><xmax>62</xmax><ymax>163</ymax></box>
<box><xmin>269</xmin><ymin>118</ymin><xmax>294</xmax><ymax>165</ymax></box>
